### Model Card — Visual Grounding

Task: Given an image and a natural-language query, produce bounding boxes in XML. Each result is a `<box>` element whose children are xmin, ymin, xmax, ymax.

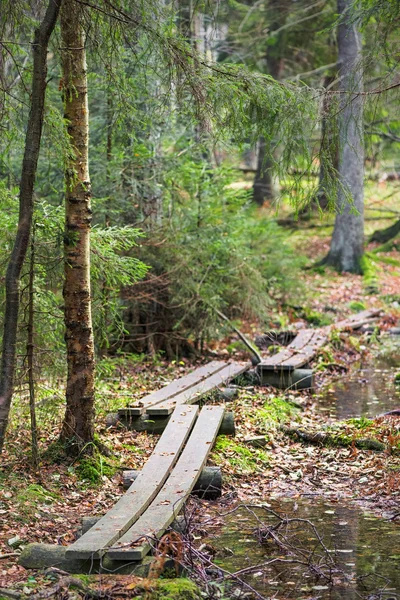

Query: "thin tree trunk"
<box><xmin>27</xmin><ymin>225</ymin><xmax>39</xmax><ymax>470</ymax></box>
<box><xmin>60</xmin><ymin>0</ymin><xmax>95</xmax><ymax>453</ymax></box>
<box><xmin>252</xmin><ymin>51</ymin><xmax>283</xmax><ymax>206</ymax></box>
<box><xmin>323</xmin><ymin>0</ymin><xmax>364</xmax><ymax>273</ymax></box>
<box><xmin>316</xmin><ymin>74</ymin><xmax>338</xmax><ymax>209</ymax></box>
<box><xmin>253</xmin><ymin>136</ymin><xmax>275</xmax><ymax>205</ymax></box>
<box><xmin>0</xmin><ymin>0</ymin><xmax>62</xmax><ymax>455</ymax></box>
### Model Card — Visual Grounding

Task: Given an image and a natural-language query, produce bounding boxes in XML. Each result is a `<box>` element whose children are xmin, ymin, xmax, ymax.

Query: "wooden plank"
<box><xmin>285</xmin><ymin>329</ymin><xmax>316</xmax><ymax>350</ymax></box>
<box><xmin>332</xmin><ymin>309</ymin><xmax>381</xmax><ymax>331</ymax></box>
<box><xmin>259</xmin><ymin>310</ymin><xmax>381</xmax><ymax>372</ymax></box>
<box><xmin>107</xmin><ymin>405</ymin><xmax>225</xmax><ymax>561</ymax></box>
<box><xmin>279</xmin><ymin>331</ymin><xmax>327</xmax><ymax>368</ymax></box>
<box><xmin>118</xmin><ymin>361</ymin><xmax>227</xmax><ymax>416</ymax></box>
<box><xmin>146</xmin><ymin>362</ymin><xmax>249</xmax><ymax>416</ymax></box>
<box><xmin>66</xmin><ymin>405</ymin><xmax>199</xmax><ymax>560</ymax></box>
<box><xmin>258</xmin><ymin>330</ymin><xmax>316</xmax><ymax>370</ymax></box>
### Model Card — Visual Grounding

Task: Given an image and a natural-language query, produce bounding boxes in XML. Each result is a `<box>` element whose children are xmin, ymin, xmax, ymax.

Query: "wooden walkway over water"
<box><xmin>67</xmin><ymin>404</ymin><xmax>225</xmax><ymax>562</ymax></box>
<box><xmin>258</xmin><ymin>309</ymin><xmax>381</xmax><ymax>373</ymax></box>
<box><xmin>19</xmin><ymin>309</ymin><xmax>382</xmax><ymax>573</ymax></box>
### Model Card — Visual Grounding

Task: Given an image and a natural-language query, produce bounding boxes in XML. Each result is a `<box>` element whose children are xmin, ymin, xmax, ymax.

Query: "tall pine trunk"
<box><xmin>60</xmin><ymin>0</ymin><xmax>95</xmax><ymax>452</ymax></box>
<box><xmin>323</xmin><ymin>0</ymin><xmax>364</xmax><ymax>273</ymax></box>
<box><xmin>0</xmin><ymin>0</ymin><xmax>62</xmax><ymax>454</ymax></box>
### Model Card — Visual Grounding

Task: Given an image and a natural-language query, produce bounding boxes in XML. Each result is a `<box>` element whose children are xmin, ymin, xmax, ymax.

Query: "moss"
<box><xmin>349</xmin><ymin>300</ymin><xmax>366</xmax><ymax>312</ymax></box>
<box><xmin>302</xmin><ymin>307</ymin><xmax>332</xmax><ymax>326</ymax></box>
<box><xmin>151</xmin><ymin>579</ymin><xmax>201</xmax><ymax>600</ymax></box>
<box><xmin>76</xmin><ymin>456</ymin><xmax>117</xmax><ymax>484</ymax></box>
<box><xmin>347</xmin><ymin>417</ymin><xmax>374</xmax><ymax>430</ymax></box>
<box><xmin>258</xmin><ymin>396</ymin><xmax>299</xmax><ymax>424</ymax></box>
<box><xmin>212</xmin><ymin>436</ymin><xmax>269</xmax><ymax>474</ymax></box>
<box><xmin>360</xmin><ymin>254</ymin><xmax>379</xmax><ymax>294</ymax></box>
<box><xmin>394</xmin><ymin>373</ymin><xmax>400</xmax><ymax>385</ymax></box>
<box><xmin>16</xmin><ymin>484</ymin><xmax>59</xmax><ymax>518</ymax></box>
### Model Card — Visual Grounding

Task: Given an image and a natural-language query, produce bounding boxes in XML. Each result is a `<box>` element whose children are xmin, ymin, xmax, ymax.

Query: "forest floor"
<box><xmin>0</xmin><ymin>182</ymin><xmax>399</xmax><ymax>597</ymax></box>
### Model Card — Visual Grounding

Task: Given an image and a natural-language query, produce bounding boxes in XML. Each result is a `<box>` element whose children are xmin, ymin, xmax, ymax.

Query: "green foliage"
<box><xmin>120</xmin><ymin>161</ymin><xmax>305</xmax><ymax>354</ymax></box>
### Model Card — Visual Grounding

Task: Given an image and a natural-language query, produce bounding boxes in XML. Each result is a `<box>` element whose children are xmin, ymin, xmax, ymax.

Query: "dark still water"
<box><xmin>206</xmin><ymin>498</ymin><xmax>400</xmax><ymax>600</ymax></box>
<box><xmin>316</xmin><ymin>336</ymin><xmax>400</xmax><ymax>419</ymax></box>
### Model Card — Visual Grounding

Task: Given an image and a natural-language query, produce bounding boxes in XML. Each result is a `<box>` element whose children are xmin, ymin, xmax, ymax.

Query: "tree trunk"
<box><xmin>323</xmin><ymin>0</ymin><xmax>364</xmax><ymax>273</ymax></box>
<box><xmin>60</xmin><ymin>0</ymin><xmax>95</xmax><ymax>453</ymax></box>
<box><xmin>0</xmin><ymin>0</ymin><xmax>62</xmax><ymax>455</ymax></box>
<box><xmin>252</xmin><ymin>49</ymin><xmax>283</xmax><ymax>206</ymax></box>
<box><xmin>253</xmin><ymin>136</ymin><xmax>275</xmax><ymax>206</ymax></box>
<box><xmin>316</xmin><ymin>74</ymin><xmax>338</xmax><ymax>210</ymax></box>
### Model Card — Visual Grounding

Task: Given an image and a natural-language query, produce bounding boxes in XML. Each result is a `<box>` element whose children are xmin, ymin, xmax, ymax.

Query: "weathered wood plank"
<box><xmin>118</xmin><ymin>361</ymin><xmax>227</xmax><ymax>417</ymax></box>
<box><xmin>333</xmin><ymin>309</ymin><xmax>381</xmax><ymax>329</ymax></box>
<box><xmin>258</xmin><ymin>330</ymin><xmax>317</xmax><ymax>370</ymax></box>
<box><xmin>278</xmin><ymin>331</ymin><xmax>327</xmax><ymax>368</ymax></box>
<box><xmin>66</xmin><ymin>405</ymin><xmax>199</xmax><ymax>560</ymax></box>
<box><xmin>259</xmin><ymin>310</ymin><xmax>380</xmax><ymax>372</ymax></box>
<box><xmin>107</xmin><ymin>405</ymin><xmax>225</xmax><ymax>561</ymax></box>
<box><xmin>146</xmin><ymin>362</ymin><xmax>249</xmax><ymax>416</ymax></box>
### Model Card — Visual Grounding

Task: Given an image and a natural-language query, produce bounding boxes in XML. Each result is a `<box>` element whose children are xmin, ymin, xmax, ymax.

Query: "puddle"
<box><xmin>206</xmin><ymin>498</ymin><xmax>400</xmax><ymax>599</ymax></box>
<box><xmin>316</xmin><ymin>336</ymin><xmax>400</xmax><ymax>419</ymax></box>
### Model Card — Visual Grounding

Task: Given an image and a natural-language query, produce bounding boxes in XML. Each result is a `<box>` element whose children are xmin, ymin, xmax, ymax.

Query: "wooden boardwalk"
<box><xmin>118</xmin><ymin>361</ymin><xmax>249</xmax><ymax>420</ymax></box>
<box><xmin>66</xmin><ymin>404</ymin><xmax>225</xmax><ymax>561</ymax></box>
<box><xmin>258</xmin><ymin>309</ymin><xmax>381</xmax><ymax>373</ymax></box>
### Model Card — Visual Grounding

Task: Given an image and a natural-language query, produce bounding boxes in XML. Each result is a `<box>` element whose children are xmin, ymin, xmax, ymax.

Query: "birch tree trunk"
<box><xmin>0</xmin><ymin>0</ymin><xmax>62</xmax><ymax>454</ymax></box>
<box><xmin>323</xmin><ymin>0</ymin><xmax>364</xmax><ymax>273</ymax></box>
<box><xmin>60</xmin><ymin>0</ymin><xmax>95</xmax><ymax>452</ymax></box>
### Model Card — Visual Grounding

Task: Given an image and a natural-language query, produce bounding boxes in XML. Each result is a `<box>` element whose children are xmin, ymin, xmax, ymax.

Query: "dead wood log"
<box><xmin>121</xmin><ymin>466</ymin><xmax>222</xmax><ymax>499</ymax></box>
<box><xmin>280</xmin><ymin>426</ymin><xmax>387</xmax><ymax>452</ymax></box>
<box><xmin>106</xmin><ymin>410</ymin><xmax>235</xmax><ymax>436</ymax></box>
<box><xmin>259</xmin><ymin>369</ymin><xmax>313</xmax><ymax>390</ymax></box>
<box><xmin>19</xmin><ymin>543</ymin><xmax>153</xmax><ymax>574</ymax></box>
<box><xmin>79</xmin><ymin>515</ymin><xmax>188</xmax><ymax>537</ymax></box>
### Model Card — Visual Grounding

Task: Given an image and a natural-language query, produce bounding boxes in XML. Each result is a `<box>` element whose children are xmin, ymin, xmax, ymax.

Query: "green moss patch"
<box><xmin>212</xmin><ymin>436</ymin><xmax>269</xmax><ymax>474</ymax></box>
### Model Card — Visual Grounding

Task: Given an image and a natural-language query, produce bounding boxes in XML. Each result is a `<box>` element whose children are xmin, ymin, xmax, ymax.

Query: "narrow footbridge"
<box><xmin>68</xmin><ymin>404</ymin><xmax>225</xmax><ymax>562</ymax></box>
<box><xmin>19</xmin><ymin>309</ymin><xmax>381</xmax><ymax>573</ymax></box>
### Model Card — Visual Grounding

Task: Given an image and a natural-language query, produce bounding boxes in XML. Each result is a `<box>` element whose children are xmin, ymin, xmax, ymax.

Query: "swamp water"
<box><xmin>209</xmin><ymin>337</ymin><xmax>400</xmax><ymax>598</ymax></box>
<box><xmin>316</xmin><ymin>335</ymin><xmax>400</xmax><ymax>419</ymax></box>
<box><xmin>207</xmin><ymin>499</ymin><xmax>400</xmax><ymax>599</ymax></box>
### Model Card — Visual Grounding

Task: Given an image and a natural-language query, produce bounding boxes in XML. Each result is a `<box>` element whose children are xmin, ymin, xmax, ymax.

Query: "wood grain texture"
<box><xmin>107</xmin><ymin>405</ymin><xmax>225</xmax><ymax>561</ymax></box>
<box><xmin>66</xmin><ymin>405</ymin><xmax>199</xmax><ymax>559</ymax></box>
<box><xmin>118</xmin><ymin>361</ymin><xmax>227</xmax><ymax>416</ymax></box>
<box><xmin>146</xmin><ymin>363</ymin><xmax>249</xmax><ymax>415</ymax></box>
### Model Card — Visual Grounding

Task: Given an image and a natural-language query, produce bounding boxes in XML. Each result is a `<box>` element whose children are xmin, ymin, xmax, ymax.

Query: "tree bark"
<box><xmin>323</xmin><ymin>0</ymin><xmax>364</xmax><ymax>273</ymax></box>
<box><xmin>252</xmin><ymin>42</ymin><xmax>283</xmax><ymax>206</ymax></box>
<box><xmin>60</xmin><ymin>0</ymin><xmax>95</xmax><ymax>453</ymax></box>
<box><xmin>316</xmin><ymin>74</ymin><xmax>338</xmax><ymax>210</ymax></box>
<box><xmin>0</xmin><ymin>0</ymin><xmax>62</xmax><ymax>454</ymax></box>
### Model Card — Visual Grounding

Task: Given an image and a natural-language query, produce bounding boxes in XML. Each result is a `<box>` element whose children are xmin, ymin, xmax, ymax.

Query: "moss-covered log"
<box><xmin>280</xmin><ymin>426</ymin><xmax>387</xmax><ymax>452</ymax></box>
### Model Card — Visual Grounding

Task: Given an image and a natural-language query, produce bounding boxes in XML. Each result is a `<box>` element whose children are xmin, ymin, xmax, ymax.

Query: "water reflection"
<box><xmin>317</xmin><ymin>336</ymin><xmax>400</xmax><ymax>419</ymax></box>
<box><xmin>207</xmin><ymin>498</ymin><xmax>400</xmax><ymax>599</ymax></box>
